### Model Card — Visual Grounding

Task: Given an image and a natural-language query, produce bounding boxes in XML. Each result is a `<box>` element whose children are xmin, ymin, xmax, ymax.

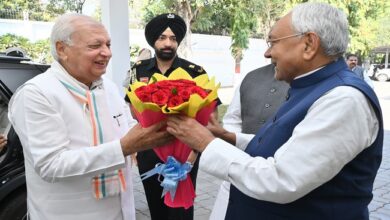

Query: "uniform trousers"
<box><xmin>137</xmin><ymin>149</ymin><xmax>200</xmax><ymax>220</ymax></box>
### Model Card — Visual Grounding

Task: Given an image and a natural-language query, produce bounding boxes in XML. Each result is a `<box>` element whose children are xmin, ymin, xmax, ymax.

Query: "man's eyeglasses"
<box><xmin>266</xmin><ymin>33</ymin><xmax>306</xmax><ymax>48</ymax></box>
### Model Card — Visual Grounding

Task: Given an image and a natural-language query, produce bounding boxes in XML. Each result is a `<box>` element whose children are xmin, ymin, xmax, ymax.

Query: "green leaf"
<box><xmin>171</xmin><ymin>87</ymin><xmax>177</xmax><ymax>95</ymax></box>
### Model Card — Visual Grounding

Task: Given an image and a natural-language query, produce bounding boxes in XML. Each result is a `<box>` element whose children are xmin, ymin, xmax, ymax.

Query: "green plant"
<box><xmin>0</xmin><ymin>33</ymin><xmax>52</xmax><ymax>64</ymax></box>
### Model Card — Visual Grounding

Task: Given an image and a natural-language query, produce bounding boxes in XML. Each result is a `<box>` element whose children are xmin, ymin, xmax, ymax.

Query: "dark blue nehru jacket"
<box><xmin>225</xmin><ymin>58</ymin><xmax>383</xmax><ymax>220</ymax></box>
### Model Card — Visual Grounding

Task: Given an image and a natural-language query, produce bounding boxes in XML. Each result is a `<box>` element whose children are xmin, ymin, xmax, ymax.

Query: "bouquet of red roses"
<box><xmin>127</xmin><ymin>67</ymin><xmax>219</xmax><ymax>209</ymax></box>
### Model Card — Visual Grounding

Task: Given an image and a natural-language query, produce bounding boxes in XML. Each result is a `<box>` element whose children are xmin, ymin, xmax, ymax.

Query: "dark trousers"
<box><xmin>137</xmin><ymin>149</ymin><xmax>200</xmax><ymax>220</ymax></box>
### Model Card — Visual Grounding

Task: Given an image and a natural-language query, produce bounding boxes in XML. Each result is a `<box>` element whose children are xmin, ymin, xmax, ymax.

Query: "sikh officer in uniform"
<box><xmin>124</xmin><ymin>13</ymin><xmax>208</xmax><ymax>220</ymax></box>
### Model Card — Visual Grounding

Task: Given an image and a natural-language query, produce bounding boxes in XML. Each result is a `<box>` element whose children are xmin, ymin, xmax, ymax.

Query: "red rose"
<box><xmin>135</xmin><ymin>90</ymin><xmax>151</xmax><ymax>102</ymax></box>
<box><xmin>173</xmin><ymin>79</ymin><xmax>196</xmax><ymax>87</ymax></box>
<box><xmin>152</xmin><ymin>90</ymin><xmax>170</xmax><ymax>106</ymax></box>
<box><xmin>156</xmin><ymin>80</ymin><xmax>175</xmax><ymax>90</ymax></box>
<box><xmin>170</xmin><ymin>87</ymin><xmax>179</xmax><ymax>96</ymax></box>
<box><xmin>168</xmin><ymin>95</ymin><xmax>184</xmax><ymax>107</ymax></box>
<box><xmin>136</xmin><ymin>84</ymin><xmax>158</xmax><ymax>94</ymax></box>
<box><xmin>134</xmin><ymin>79</ymin><xmax>209</xmax><ymax>107</ymax></box>
<box><xmin>178</xmin><ymin>87</ymin><xmax>192</xmax><ymax>101</ymax></box>
<box><xmin>190</xmin><ymin>86</ymin><xmax>208</xmax><ymax>98</ymax></box>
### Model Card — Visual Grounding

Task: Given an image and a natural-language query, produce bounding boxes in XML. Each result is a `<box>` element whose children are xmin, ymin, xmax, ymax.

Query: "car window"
<box><xmin>0</xmin><ymin>95</ymin><xmax>9</xmax><ymax>158</ymax></box>
<box><xmin>0</xmin><ymin>96</ymin><xmax>8</xmax><ymax>135</ymax></box>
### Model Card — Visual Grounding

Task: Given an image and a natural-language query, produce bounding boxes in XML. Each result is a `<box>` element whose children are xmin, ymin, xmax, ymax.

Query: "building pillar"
<box><xmin>100</xmin><ymin>0</ymin><xmax>130</xmax><ymax>95</ymax></box>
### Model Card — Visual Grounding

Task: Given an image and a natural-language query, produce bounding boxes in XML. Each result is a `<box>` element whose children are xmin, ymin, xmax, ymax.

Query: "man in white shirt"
<box><xmin>8</xmin><ymin>14</ymin><xmax>172</xmax><ymax>220</ymax></box>
<box><xmin>166</xmin><ymin>2</ymin><xmax>383</xmax><ymax>220</ymax></box>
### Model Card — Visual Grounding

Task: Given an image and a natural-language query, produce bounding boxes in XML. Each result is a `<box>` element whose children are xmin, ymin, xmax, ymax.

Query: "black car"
<box><xmin>0</xmin><ymin>50</ymin><xmax>49</xmax><ymax>220</ymax></box>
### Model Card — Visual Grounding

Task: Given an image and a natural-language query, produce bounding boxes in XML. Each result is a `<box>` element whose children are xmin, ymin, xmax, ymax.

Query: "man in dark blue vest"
<box><xmin>208</xmin><ymin>64</ymin><xmax>289</xmax><ymax>219</ymax></box>
<box><xmin>166</xmin><ymin>2</ymin><xmax>383</xmax><ymax>220</ymax></box>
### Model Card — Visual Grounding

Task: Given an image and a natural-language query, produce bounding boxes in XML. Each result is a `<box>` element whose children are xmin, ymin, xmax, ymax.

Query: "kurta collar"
<box><xmin>290</xmin><ymin>58</ymin><xmax>348</xmax><ymax>88</ymax></box>
<box><xmin>50</xmin><ymin>61</ymin><xmax>103</xmax><ymax>90</ymax></box>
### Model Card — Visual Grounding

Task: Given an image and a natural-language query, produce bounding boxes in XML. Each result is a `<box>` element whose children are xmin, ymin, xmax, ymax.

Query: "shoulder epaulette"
<box><xmin>132</xmin><ymin>59</ymin><xmax>150</xmax><ymax>69</ymax></box>
<box><xmin>188</xmin><ymin>63</ymin><xmax>205</xmax><ymax>73</ymax></box>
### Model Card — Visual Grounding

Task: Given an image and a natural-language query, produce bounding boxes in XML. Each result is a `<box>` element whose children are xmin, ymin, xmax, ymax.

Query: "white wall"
<box><xmin>101</xmin><ymin>0</ymin><xmax>130</xmax><ymax>95</ymax></box>
<box><xmin>0</xmin><ymin>19</ymin><xmax>52</xmax><ymax>42</ymax></box>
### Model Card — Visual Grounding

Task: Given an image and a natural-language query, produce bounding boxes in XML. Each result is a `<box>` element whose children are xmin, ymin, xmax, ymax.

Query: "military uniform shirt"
<box><xmin>124</xmin><ymin>56</ymin><xmax>206</xmax><ymax>102</ymax></box>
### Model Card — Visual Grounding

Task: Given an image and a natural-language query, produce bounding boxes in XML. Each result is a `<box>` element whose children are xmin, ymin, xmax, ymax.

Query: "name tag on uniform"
<box><xmin>140</xmin><ymin>77</ymin><xmax>149</xmax><ymax>83</ymax></box>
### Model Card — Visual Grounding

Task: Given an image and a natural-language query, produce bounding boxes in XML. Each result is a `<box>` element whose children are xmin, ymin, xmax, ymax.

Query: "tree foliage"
<box><xmin>375</xmin><ymin>16</ymin><xmax>390</xmax><ymax>47</ymax></box>
<box><xmin>2</xmin><ymin>0</ymin><xmax>390</xmax><ymax>63</ymax></box>
<box><xmin>225</xmin><ymin>0</ymin><xmax>260</xmax><ymax>62</ymax></box>
<box><xmin>0</xmin><ymin>34</ymin><xmax>53</xmax><ymax>64</ymax></box>
<box><xmin>0</xmin><ymin>33</ymin><xmax>30</xmax><ymax>49</ymax></box>
<box><xmin>46</xmin><ymin>0</ymin><xmax>86</xmax><ymax>17</ymax></box>
<box><xmin>287</xmin><ymin>0</ymin><xmax>390</xmax><ymax>58</ymax></box>
<box><xmin>139</xmin><ymin>0</ymin><xmax>220</xmax><ymax>58</ymax></box>
<box><xmin>0</xmin><ymin>0</ymin><xmax>49</xmax><ymax>21</ymax></box>
<box><xmin>0</xmin><ymin>0</ymin><xmax>87</xmax><ymax>21</ymax></box>
<box><xmin>256</xmin><ymin>0</ymin><xmax>286</xmax><ymax>39</ymax></box>
<box><xmin>139</xmin><ymin>0</ymin><xmax>263</xmax><ymax>70</ymax></box>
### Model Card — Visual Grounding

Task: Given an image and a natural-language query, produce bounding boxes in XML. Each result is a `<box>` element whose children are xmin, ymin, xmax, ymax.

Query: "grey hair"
<box><xmin>291</xmin><ymin>2</ymin><xmax>349</xmax><ymax>58</ymax></box>
<box><xmin>50</xmin><ymin>13</ymin><xmax>101</xmax><ymax>61</ymax></box>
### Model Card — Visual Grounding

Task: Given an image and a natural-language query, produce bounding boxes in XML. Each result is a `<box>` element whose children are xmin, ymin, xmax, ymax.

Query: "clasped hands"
<box><xmin>166</xmin><ymin>112</ymin><xmax>236</xmax><ymax>152</ymax></box>
<box><xmin>120</xmin><ymin>114</ymin><xmax>222</xmax><ymax>156</ymax></box>
<box><xmin>166</xmin><ymin>114</ymin><xmax>217</xmax><ymax>153</ymax></box>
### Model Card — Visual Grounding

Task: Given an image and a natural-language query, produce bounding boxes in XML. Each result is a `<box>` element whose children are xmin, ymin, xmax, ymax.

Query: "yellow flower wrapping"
<box><xmin>126</xmin><ymin>67</ymin><xmax>220</xmax><ymax>118</ymax></box>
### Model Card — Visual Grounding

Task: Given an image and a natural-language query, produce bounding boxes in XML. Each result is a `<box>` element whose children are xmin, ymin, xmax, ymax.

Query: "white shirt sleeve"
<box><xmin>222</xmin><ymin>84</ymin><xmax>242</xmax><ymax>133</ymax></box>
<box><xmin>221</xmin><ymin>83</ymin><xmax>255</xmax><ymax>150</ymax></box>
<box><xmin>9</xmin><ymin>85</ymin><xmax>126</xmax><ymax>182</ymax></box>
<box><xmin>200</xmin><ymin>86</ymin><xmax>379</xmax><ymax>204</ymax></box>
<box><xmin>363</xmin><ymin>70</ymin><xmax>374</xmax><ymax>89</ymax></box>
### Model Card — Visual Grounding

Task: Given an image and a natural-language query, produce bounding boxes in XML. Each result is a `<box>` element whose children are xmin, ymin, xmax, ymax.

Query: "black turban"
<box><xmin>145</xmin><ymin>13</ymin><xmax>187</xmax><ymax>47</ymax></box>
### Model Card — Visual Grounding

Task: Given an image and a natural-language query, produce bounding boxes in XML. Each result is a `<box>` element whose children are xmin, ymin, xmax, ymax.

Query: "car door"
<box><xmin>0</xmin><ymin>56</ymin><xmax>49</xmax><ymax>220</ymax></box>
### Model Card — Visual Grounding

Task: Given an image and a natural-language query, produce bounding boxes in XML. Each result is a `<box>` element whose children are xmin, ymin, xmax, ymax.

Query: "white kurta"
<box><xmin>8</xmin><ymin>61</ymin><xmax>136</xmax><ymax>220</ymax></box>
<box><xmin>202</xmin><ymin>86</ymin><xmax>378</xmax><ymax>204</ymax></box>
<box><xmin>210</xmin><ymin>81</ymin><xmax>251</xmax><ymax>220</ymax></box>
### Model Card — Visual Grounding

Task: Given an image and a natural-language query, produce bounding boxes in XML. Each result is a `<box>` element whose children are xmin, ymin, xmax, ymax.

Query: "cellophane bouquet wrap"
<box><xmin>127</xmin><ymin>67</ymin><xmax>220</xmax><ymax>209</ymax></box>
